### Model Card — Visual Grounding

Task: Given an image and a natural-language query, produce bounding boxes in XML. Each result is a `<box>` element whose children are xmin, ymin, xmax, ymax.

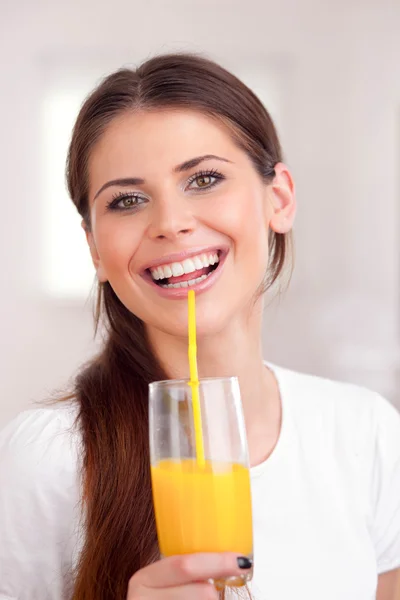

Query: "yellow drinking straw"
<box><xmin>187</xmin><ymin>290</ymin><xmax>205</xmax><ymax>467</ymax></box>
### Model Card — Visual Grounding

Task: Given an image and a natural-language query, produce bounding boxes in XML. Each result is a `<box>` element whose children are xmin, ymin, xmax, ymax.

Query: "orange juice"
<box><xmin>151</xmin><ymin>459</ymin><xmax>253</xmax><ymax>557</ymax></box>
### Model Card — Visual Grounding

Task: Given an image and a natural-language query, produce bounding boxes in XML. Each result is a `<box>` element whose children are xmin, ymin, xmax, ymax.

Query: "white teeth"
<box><xmin>150</xmin><ymin>252</ymin><xmax>220</xmax><ymax>281</ymax></box>
<box><xmin>193</xmin><ymin>256</ymin><xmax>203</xmax><ymax>270</ymax></box>
<box><xmin>171</xmin><ymin>262</ymin><xmax>184</xmax><ymax>277</ymax></box>
<box><xmin>163</xmin><ymin>265</ymin><xmax>172</xmax><ymax>278</ymax></box>
<box><xmin>209</xmin><ymin>253</ymin><xmax>218</xmax><ymax>265</ymax></box>
<box><xmin>200</xmin><ymin>254</ymin><xmax>209</xmax><ymax>267</ymax></box>
<box><xmin>151</xmin><ymin>268</ymin><xmax>161</xmax><ymax>281</ymax></box>
<box><xmin>161</xmin><ymin>273</ymin><xmax>210</xmax><ymax>289</ymax></box>
<box><xmin>182</xmin><ymin>258</ymin><xmax>196</xmax><ymax>275</ymax></box>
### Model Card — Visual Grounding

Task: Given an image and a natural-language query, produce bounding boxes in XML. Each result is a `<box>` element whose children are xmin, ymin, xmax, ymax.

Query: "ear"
<box><xmin>267</xmin><ymin>163</ymin><xmax>296</xmax><ymax>234</ymax></box>
<box><xmin>81</xmin><ymin>220</ymin><xmax>108</xmax><ymax>283</ymax></box>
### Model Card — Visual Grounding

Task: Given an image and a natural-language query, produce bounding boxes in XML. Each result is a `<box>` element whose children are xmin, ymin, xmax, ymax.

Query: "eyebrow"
<box><xmin>173</xmin><ymin>154</ymin><xmax>232</xmax><ymax>173</ymax></box>
<box><xmin>93</xmin><ymin>155</ymin><xmax>232</xmax><ymax>201</ymax></box>
<box><xmin>93</xmin><ymin>177</ymin><xmax>145</xmax><ymax>201</ymax></box>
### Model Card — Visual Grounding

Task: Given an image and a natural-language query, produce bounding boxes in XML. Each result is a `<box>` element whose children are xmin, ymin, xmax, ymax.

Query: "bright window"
<box><xmin>42</xmin><ymin>89</ymin><xmax>95</xmax><ymax>300</ymax></box>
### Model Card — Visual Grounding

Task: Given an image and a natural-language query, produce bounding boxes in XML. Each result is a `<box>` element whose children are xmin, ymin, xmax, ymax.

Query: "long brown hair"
<box><xmin>66</xmin><ymin>53</ymin><xmax>291</xmax><ymax>599</ymax></box>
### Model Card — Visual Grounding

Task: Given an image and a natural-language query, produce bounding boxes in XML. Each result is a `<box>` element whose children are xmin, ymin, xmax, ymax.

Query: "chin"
<box><xmin>158</xmin><ymin>310</ymin><xmax>233</xmax><ymax>340</ymax></box>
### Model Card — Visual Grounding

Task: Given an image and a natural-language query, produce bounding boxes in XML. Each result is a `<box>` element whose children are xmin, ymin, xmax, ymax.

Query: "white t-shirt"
<box><xmin>0</xmin><ymin>365</ymin><xmax>399</xmax><ymax>600</ymax></box>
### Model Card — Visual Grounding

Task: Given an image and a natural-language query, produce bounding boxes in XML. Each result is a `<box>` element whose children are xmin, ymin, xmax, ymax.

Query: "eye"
<box><xmin>106</xmin><ymin>192</ymin><xmax>148</xmax><ymax>211</ymax></box>
<box><xmin>186</xmin><ymin>169</ymin><xmax>225</xmax><ymax>192</ymax></box>
<box><xmin>194</xmin><ymin>174</ymin><xmax>213</xmax><ymax>188</ymax></box>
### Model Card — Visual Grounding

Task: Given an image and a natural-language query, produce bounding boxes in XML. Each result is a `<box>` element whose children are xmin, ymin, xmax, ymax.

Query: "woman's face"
<box><xmin>86</xmin><ymin>109</ymin><xmax>295</xmax><ymax>337</ymax></box>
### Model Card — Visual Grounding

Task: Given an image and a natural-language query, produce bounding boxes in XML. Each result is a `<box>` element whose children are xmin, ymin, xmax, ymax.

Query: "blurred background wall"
<box><xmin>0</xmin><ymin>0</ymin><xmax>399</xmax><ymax>427</ymax></box>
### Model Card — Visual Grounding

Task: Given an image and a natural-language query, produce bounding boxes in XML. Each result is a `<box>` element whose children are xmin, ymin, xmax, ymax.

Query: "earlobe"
<box><xmin>81</xmin><ymin>220</ymin><xmax>108</xmax><ymax>283</ymax></box>
<box><xmin>268</xmin><ymin>163</ymin><xmax>296</xmax><ymax>234</ymax></box>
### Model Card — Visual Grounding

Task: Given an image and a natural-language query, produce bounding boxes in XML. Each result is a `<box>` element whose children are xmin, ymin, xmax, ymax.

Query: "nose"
<box><xmin>147</xmin><ymin>196</ymin><xmax>196</xmax><ymax>241</ymax></box>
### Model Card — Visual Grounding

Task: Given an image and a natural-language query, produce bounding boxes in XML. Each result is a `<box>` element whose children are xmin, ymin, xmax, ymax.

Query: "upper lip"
<box><xmin>141</xmin><ymin>246</ymin><xmax>227</xmax><ymax>272</ymax></box>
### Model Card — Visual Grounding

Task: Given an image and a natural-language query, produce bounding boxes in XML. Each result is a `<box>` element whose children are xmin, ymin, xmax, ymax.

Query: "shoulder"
<box><xmin>270</xmin><ymin>365</ymin><xmax>400</xmax><ymax>573</ymax></box>
<box><xmin>270</xmin><ymin>363</ymin><xmax>400</xmax><ymax>452</ymax></box>
<box><xmin>271</xmin><ymin>362</ymin><xmax>394</xmax><ymax>420</ymax></box>
<box><xmin>0</xmin><ymin>404</ymin><xmax>82</xmax><ymax>595</ymax></box>
<box><xmin>0</xmin><ymin>402</ymin><xmax>81</xmax><ymax>481</ymax></box>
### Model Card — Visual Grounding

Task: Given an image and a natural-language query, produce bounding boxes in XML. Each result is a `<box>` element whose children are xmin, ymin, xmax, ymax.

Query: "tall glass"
<box><xmin>149</xmin><ymin>377</ymin><xmax>253</xmax><ymax>589</ymax></box>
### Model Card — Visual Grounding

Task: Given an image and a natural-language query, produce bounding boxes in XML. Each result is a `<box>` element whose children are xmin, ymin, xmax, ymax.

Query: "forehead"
<box><xmin>88</xmin><ymin>109</ymin><xmax>244</xmax><ymax>183</ymax></box>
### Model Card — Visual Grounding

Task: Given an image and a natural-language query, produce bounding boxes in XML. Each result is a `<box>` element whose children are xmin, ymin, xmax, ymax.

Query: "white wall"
<box><xmin>0</xmin><ymin>0</ymin><xmax>399</xmax><ymax>426</ymax></box>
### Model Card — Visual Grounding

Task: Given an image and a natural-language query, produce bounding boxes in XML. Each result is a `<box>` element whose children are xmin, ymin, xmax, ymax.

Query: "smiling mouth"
<box><xmin>146</xmin><ymin>250</ymin><xmax>222</xmax><ymax>289</ymax></box>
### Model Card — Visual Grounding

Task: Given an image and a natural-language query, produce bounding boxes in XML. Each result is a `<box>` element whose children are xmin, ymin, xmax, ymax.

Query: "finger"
<box><xmin>131</xmin><ymin>553</ymin><xmax>252</xmax><ymax>588</ymax></box>
<box><xmin>128</xmin><ymin>581</ymin><xmax>218</xmax><ymax>600</ymax></box>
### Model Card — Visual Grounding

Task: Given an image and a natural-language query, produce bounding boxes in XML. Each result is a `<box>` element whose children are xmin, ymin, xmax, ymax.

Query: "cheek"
<box><xmin>207</xmin><ymin>188</ymin><xmax>267</xmax><ymax>245</ymax></box>
<box><xmin>93</xmin><ymin>218</ymin><xmax>142</xmax><ymax>272</ymax></box>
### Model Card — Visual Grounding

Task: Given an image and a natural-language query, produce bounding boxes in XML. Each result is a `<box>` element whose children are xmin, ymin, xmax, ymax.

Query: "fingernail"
<box><xmin>237</xmin><ymin>556</ymin><xmax>253</xmax><ymax>570</ymax></box>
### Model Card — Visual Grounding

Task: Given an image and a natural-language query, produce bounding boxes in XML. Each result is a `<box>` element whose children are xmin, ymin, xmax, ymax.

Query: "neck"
<box><xmin>147</xmin><ymin>303</ymin><xmax>281</xmax><ymax>466</ymax></box>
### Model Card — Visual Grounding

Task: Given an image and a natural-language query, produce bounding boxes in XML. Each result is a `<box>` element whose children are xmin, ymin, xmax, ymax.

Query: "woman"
<box><xmin>0</xmin><ymin>53</ymin><xmax>399</xmax><ymax>600</ymax></box>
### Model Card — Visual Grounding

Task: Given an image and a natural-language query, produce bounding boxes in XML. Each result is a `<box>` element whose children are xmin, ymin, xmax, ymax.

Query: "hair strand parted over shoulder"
<box><xmin>66</xmin><ymin>53</ymin><xmax>292</xmax><ymax>599</ymax></box>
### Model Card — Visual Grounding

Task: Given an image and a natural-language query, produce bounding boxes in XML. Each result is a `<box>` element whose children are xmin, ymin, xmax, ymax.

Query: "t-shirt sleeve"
<box><xmin>371</xmin><ymin>395</ymin><xmax>400</xmax><ymax>574</ymax></box>
<box><xmin>0</xmin><ymin>407</ymin><xmax>81</xmax><ymax>600</ymax></box>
